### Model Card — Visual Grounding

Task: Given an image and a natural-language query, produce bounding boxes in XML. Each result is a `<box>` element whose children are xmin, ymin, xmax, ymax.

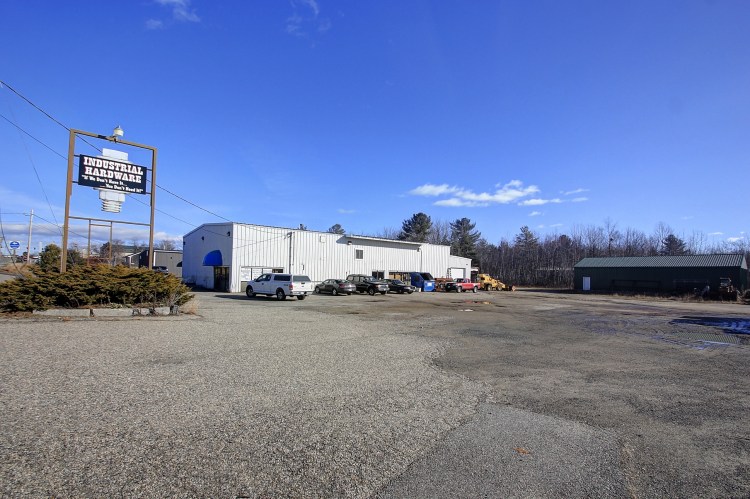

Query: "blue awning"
<box><xmin>202</xmin><ymin>250</ymin><xmax>223</xmax><ymax>266</ymax></box>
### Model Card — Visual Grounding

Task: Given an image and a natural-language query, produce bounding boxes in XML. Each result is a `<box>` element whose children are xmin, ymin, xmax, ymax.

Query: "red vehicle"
<box><xmin>444</xmin><ymin>278</ymin><xmax>479</xmax><ymax>293</ymax></box>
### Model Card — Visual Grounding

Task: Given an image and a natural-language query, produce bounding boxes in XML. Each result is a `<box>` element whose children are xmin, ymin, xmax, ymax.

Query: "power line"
<box><xmin>156</xmin><ymin>184</ymin><xmax>231</xmax><ymax>222</ymax></box>
<box><xmin>0</xmin><ymin>113</ymin><xmax>66</xmax><ymax>159</ymax></box>
<box><xmin>0</xmin><ymin>87</ymin><xmax>230</xmax><ymax>225</ymax></box>
<box><xmin>0</xmin><ymin>79</ymin><xmax>102</xmax><ymax>153</ymax></box>
<box><xmin>1</xmin><ymin>105</ymin><xmax>61</xmax><ymax>229</ymax></box>
<box><xmin>0</xmin><ymin>82</ymin><xmax>307</xmax><ymax>245</ymax></box>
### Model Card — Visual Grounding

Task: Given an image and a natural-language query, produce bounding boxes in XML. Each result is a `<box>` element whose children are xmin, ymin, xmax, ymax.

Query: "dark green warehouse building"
<box><xmin>573</xmin><ymin>254</ymin><xmax>748</xmax><ymax>292</ymax></box>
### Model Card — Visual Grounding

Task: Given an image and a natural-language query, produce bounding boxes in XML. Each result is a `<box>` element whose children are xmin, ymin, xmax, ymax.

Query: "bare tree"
<box><xmin>604</xmin><ymin>217</ymin><xmax>621</xmax><ymax>256</ymax></box>
<box><xmin>156</xmin><ymin>239</ymin><xmax>177</xmax><ymax>250</ymax></box>
<box><xmin>686</xmin><ymin>230</ymin><xmax>708</xmax><ymax>255</ymax></box>
<box><xmin>583</xmin><ymin>225</ymin><xmax>606</xmax><ymax>257</ymax></box>
<box><xmin>371</xmin><ymin>227</ymin><xmax>400</xmax><ymax>239</ymax></box>
<box><xmin>427</xmin><ymin>219</ymin><xmax>452</xmax><ymax>245</ymax></box>
<box><xmin>622</xmin><ymin>228</ymin><xmax>649</xmax><ymax>256</ymax></box>
<box><xmin>651</xmin><ymin>222</ymin><xmax>673</xmax><ymax>255</ymax></box>
<box><xmin>131</xmin><ymin>239</ymin><xmax>146</xmax><ymax>253</ymax></box>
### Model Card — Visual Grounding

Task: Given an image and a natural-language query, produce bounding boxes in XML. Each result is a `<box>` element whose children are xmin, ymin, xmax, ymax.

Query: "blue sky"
<box><xmin>1</xmin><ymin>0</ymin><xmax>748</xmax><ymax>253</ymax></box>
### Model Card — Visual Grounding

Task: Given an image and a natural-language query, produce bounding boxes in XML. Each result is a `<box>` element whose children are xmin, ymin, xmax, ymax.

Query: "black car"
<box><xmin>346</xmin><ymin>274</ymin><xmax>389</xmax><ymax>295</ymax></box>
<box><xmin>384</xmin><ymin>279</ymin><xmax>415</xmax><ymax>294</ymax></box>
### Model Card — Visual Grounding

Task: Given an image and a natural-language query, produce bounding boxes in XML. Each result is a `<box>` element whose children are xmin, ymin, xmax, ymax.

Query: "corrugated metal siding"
<box><xmin>575</xmin><ymin>254</ymin><xmax>746</xmax><ymax>269</ymax></box>
<box><xmin>182</xmin><ymin>222</ymin><xmax>233</xmax><ymax>289</ymax></box>
<box><xmin>574</xmin><ymin>259</ymin><xmax>747</xmax><ymax>292</ymax></box>
<box><xmin>184</xmin><ymin>223</ymin><xmax>474</xmax><ymax>292</ymax></box>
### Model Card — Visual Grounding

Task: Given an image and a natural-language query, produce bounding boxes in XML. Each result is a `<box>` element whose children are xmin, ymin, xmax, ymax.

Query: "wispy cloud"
<box><xmin>410</xmin><ymin>184</ymin><xmax>459</xmax><ymax>197</ymax></box>
<box><xmin>287</xmin><ymin>0</ymin><xmax>330</xmax><ymax>37</ymax></box>
<box><xmin>562</xmin><ymin>188</ymin><xmax>589</xmax><ymax>196</ymax></box>
<box><xmin>409</xmin><ymin>180</ymin><xmax>540</xmax><ymax>207</ymax></box>
<box><xmin>147</xmin><ymin>0</ymin><xmax>199</xmax><ymax>29</ymax></box>
<box><xmin>517</xmin><ymin>198</ymin><xmax>562</xmax><ymax>207</ymax></box>
<box><xmin>338</xmin><ymin>209</ymin><xmax>355</xmax><ymax>214</ymax></box>
<box><xmin>727</xmin><ymin>236</ymin><xmax>745</xmax><ymax>243</ymax></box>
<box><xmin>145</xmin><ymin>19</ymin><xmax>164</xmax><ymax>30</ymax></box>
<box><xmin>708</xmin><ymin>232</ymin><xmax>723</xmax><ymax>236</ymax></box>
<box><xmin>570</xmin><ymin>197</ymin><xmax>588</xmax><ymax>203</ymax></box>
<box><xmin>536</xmin><ymin>223</ymin><xmax>563</xmax><ymax>230</ymax></box>
<box><xmin>529</xmin><ymin>211</ymin><xmax>542</xmax><ymax>217</ymax></box>
<box><xmin>156</xmin><ymin>0</ymin><xmax>200</xmax><ymax>22</ymax></box>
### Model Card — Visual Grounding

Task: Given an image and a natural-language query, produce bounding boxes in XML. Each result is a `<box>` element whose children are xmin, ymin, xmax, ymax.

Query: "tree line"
<box><xmin>329</xmin><ymin>214</ymin><xmax>749</xmax><ymax>288</ymax></box>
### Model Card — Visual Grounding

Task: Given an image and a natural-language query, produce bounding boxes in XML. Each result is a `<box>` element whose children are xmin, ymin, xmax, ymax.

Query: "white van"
<box><xmin>245</xmin><ymin>273</ymin><xmax>313</xmax><ymax>300</ymax></box>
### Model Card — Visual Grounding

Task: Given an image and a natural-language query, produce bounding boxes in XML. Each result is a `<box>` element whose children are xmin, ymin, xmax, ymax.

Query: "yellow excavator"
<box><xmin>477</xmin><ymin>273</ymin><xmax>515</xmax><ymax>291</ymax></box>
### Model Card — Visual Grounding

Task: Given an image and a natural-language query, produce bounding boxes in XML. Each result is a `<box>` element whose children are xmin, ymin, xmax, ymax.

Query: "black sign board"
<box><xmin>77</xmin><ymin>154</ymin><xmax>148</xmax><ymax>194</ymax></box>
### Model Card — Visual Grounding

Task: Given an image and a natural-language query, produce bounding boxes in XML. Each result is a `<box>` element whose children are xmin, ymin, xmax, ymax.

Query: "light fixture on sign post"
<box><xmin>111</xmin><ymin>125</ymin><xmax>124</xmax><ymax>142</ymax></box>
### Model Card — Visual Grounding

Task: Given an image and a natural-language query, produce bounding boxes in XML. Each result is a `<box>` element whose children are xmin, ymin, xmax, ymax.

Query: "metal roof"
<box><xmin>574</xmin><ymin>254</ymin><xmax>747</xmax><ymax>269</ymax></box>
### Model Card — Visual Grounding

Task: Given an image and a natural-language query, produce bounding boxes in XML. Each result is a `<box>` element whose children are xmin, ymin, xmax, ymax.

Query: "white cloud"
<box><xmin>155</xmin><ymin>0</ymin><xmax>200</xmax><ymax>22</ymax></box>
<box><xmin>570</xmin><ymin>197</ymin><xmax>588</xmax><ymax>203</ymax></box>
<box><xmin>300</xmin><ymin>0</ymin><xmax>320</xmax><ymax>17</ymax></box>
<box><xmin>286</xmin><ymin>14</ymin><xmax>303</xmax><ymax>35</ymax></box>
<box><xmin>517</xmin><ymin>198</ymin><xmax>562</xmax><ymax>207</ymax></box>
<box><xmin>318</xmin><ymin>18</ymin><xmax>332</xmax><ymax>33</ymax></box>
<box><xmin>727</xmin><ymin>237</ymin><xmax>745</xmax><ymax>243</ymax></box>
<box><xmin>562</xmin><ymin>188</ymin><xmax>588</xmax><ymax>196</ymax></box>
<box><xmin>529</xmin><ymin>211</ymin><xmax>542</xmax><ymax>217</ymax></box>
<box><xmin>145</xmin><ymin>18</ymin><xmax>164</xmax><ymax>29</ymax></box>
<box><xmin>337</xmin><ymin>209</ymin><xmax>355</xmax><ymax>214</ymax></box>
<box><xmin>708</xmin><ymin>232</ymin><xmax>723</xmax><ymax>236</ymax></box>
<box><xmin>409</xmin><ymin>180</ymin><xmax>539</xmax><ymax>207</ymax></box>
<box><xmin>409</xmin><ymin>184</ymin><xmax>459</xmax><ymax>197</ymax></box>
<box><xmin>286</xmin><ymin>0</ymin><xmax>330</xmax><ymax>37</ymax></box>
<box><xmin>434</xmin><ymin>199</ymin><xmax>489</xmax><ymax>208</ymax></box>
<box><xmin>549</xmin><ymin>223</ymin><xmax>564</xmax><ymax>228</ymax></box>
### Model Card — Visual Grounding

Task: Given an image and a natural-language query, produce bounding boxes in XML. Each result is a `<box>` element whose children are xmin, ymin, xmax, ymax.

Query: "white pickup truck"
<box><xmin>245</xmin><ymin>273</ymin><xmax>313</xmax><ymax>300</ymax></box>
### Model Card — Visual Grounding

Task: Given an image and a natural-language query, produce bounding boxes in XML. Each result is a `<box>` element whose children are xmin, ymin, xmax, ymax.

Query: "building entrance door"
<box><xmin>214</xmin><ymin>266</ymin><xmax>229</xmax><ymax>291</ymax></box>
<box><xmin>582</xmin><ymin>276</ymin><xmax>591</xmax><ymax>291</ymax></box>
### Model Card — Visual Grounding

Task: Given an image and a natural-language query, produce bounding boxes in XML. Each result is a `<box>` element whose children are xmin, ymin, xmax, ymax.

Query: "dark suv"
<box><xmin>346</xmin><ymin>274</ymin><xmax>389</xmax><ymax>295</ymax></box>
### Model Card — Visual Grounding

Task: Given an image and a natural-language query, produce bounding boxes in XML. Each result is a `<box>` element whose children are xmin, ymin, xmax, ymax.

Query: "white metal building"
<box><xmin>182</xmin><ymin>223</ymin><xmax>472</xmax><ymax>292</ymax></box>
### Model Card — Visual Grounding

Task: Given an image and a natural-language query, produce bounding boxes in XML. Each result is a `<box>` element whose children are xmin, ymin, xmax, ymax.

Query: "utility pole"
<box><xmin>26</xmin><ymin>209</ymin><xmax>34</xmax><ymax>264</ymax></box>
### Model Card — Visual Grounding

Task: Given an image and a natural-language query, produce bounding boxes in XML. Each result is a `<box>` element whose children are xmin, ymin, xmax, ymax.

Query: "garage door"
<box><xmin>447</xmin><ymin>267</ymin><xmax>465</xmax><ymax>279</ymax></box>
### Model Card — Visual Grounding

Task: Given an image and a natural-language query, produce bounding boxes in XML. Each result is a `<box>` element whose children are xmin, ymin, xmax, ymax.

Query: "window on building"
<box><xmin>372</xmin><ymin>271</ymin><xmax>384</xmax><ymax>279</ymax></box>
<box><xmin>355</xmin><ymin>249</ymin><xmax>363</xmax><ymax>259</ymax></box>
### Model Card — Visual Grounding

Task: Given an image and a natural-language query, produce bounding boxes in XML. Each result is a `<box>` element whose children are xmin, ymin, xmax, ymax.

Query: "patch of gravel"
<box><xmin>0</xmin><ymin>293</ymin><xmax>488</xmax><ymax>497</ymax></box>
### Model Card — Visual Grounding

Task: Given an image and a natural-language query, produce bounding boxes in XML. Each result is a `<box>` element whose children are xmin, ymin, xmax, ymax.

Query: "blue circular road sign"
<box><xmin>9</xmin><ymin>241</ymin><xmax>21</xmax><ymax>250</ymax></box>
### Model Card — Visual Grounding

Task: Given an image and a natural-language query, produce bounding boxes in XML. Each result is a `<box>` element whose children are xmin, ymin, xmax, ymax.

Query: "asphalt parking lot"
<box><xmin>1</xmin><ymin>289</ymin><xmax>748</xmax><ymax>497</ymax></box>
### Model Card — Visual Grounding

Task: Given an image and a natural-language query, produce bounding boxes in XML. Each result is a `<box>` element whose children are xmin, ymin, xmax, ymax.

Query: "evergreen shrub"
<box><xmin>0</xmin><ymin>265</ymin><xmax>193</xmax><ymax>312</ymax></box>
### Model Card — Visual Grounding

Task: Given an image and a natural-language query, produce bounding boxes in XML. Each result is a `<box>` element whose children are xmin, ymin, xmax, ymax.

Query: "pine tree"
<box><xmin>327</xmin><ymin>224</ymin><xmax>345</xmax><ymax>234</ymax></box>
<box><xmin>38</xmin><ymin>244</ymin><xmax>62</xmax><ymax>271</ymax></box>
<box><xmin>660</xmin><ymin>234</ymin><xmax>689</xmax><ymax>255</ymax></box>
<box><xmin>450</xmin><ymin>218</ymin><xmax>481</xmax><ymax>260</ymax></box>
<box><xmin>398</xmin><ymin>213</ymin><xmax>432</xmax><ymax>242</ymax></box>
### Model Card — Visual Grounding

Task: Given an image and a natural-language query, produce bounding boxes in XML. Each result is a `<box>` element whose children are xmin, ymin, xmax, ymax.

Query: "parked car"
<box><xmin>246</xmin><ymin>273</ymin><xmax>313</xmax><ymax>300</ymax></box>
<box><xmin>152</xmin><ymin>266</ymin><xmax>169</xmax><ymax>274</ymax></box>
<box><xmin>315</xmin><ymin>279</ymin><xmax>356</xmax><ymax>296</ymax></box>
<box><xmin>346</xmin><ymin>274</ymin><xmax>389</xmax><ymax>295</ymax></box>
<box><xmin>384</xmin><ymin>278</ymin><xmax>415</xmax><ymax>294</ymax></box>
<box><xmin>445</xmin><ymin>278</ymin><xmax>478</xmax><ymax>293</ymax></box>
